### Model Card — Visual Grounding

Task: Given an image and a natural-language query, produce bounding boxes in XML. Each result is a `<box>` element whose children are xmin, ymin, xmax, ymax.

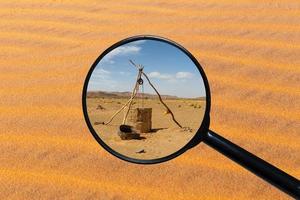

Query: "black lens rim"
<box><xmin>82</xmin><ymin>35</ymin><xmax>211</xmax><ymax>164</ymax></box>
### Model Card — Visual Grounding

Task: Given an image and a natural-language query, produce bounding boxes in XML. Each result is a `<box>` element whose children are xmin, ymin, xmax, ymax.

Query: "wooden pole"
<box><xmin>103</xmin><ymin>69</ymin><xmax>141</xmax><ymax>125</ymax></box>
<box><xmin>103</xmin><ymin>91</ymin><xmax>137</xmax><ymax>125</ymax></box>
<box><xmin>122</xmin><ymin>69</ymin><xmax>142</xmax><ymax>124</ymax></box>
<box><xmin>142</xmin><ymin>72</ymin><xmax>182</xmax><ymax>128</ymax></box>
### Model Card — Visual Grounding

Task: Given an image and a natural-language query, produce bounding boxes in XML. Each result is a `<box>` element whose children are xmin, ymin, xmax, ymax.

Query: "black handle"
<box><xmin>203</xmin><ymin>130</ymin><xmax>300</xmax><ymax>199</ymax></box>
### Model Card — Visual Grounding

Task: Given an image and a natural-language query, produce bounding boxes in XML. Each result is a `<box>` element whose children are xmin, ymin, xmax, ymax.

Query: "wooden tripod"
<box><xmin>103</xmin><ymin>60</ymin><xmax>182</xmax><ymax>128</ymax></box>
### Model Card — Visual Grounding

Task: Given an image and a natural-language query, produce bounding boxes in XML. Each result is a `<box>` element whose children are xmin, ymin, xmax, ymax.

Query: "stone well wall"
<box><xmin>127</xmin><ymin>108</ymin><xmax>152</xmax><ymax>133</ymax></box>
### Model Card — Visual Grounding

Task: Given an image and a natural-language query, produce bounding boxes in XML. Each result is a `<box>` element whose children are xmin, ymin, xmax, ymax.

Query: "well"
<box><xmin>127</xmin><ymin>108</ymin><xmax>152</xmax><ymax>133</ymax></box>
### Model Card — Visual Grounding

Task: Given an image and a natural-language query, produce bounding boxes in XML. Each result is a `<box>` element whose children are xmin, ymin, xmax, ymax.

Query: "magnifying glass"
<box><xmin>82</xmin><ymin>35</ymin><xmax>300</xmax><ymax>198</ymax></box>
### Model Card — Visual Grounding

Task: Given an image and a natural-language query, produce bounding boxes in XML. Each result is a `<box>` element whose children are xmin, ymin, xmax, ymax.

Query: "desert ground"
<box><xmin>86</xmin><ymin>96</ymin><xmax>205</xmax><ymax>160</ymax></box>
<box><xmin>0</xmin><ymin>1</ymin><xmax>300</xmax><ymax>199</ymax></box>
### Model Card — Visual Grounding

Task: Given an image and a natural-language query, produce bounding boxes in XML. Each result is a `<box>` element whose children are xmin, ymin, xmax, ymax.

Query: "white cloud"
<box><xmin>99</xmin><ymin>68</ymin><xmax>110</xmax><ymax>74</ymax></box>
<box><xmin>103</xmin><ymin>45</ymin><xmax>141</xmax><ymax>63</ymax></box>
<box><xmin>119</xmin><ymin>71</ymin><xmax>131</xmax><ymax>75</ymax></box>
<box><xmin>148</xmin><ymin>71</ymin><xmax>193</xmax><ymax>81</ymax></box>
<box><xmin>175</xmin><ymin>72</ymin><xmax>193</xmax><ymax>79</ymax></box>
<box><xmin>148</xmin><ymin>71</ymin><xmax>172</xmax><ymax>80</ymax></box>
<box><xmin>130</xmin><ymin>40</ymin><xmax>146</xmax><ymax>45</ymax></box>
<box><xmin>91</xmin><ymin>68</ymin><xmax>111</xmax><ymax>79</ymax></box>
<box><xmin>88</xmin><ymin>68</ymin><xmax>117</xmax><ymax>91</ymax></box>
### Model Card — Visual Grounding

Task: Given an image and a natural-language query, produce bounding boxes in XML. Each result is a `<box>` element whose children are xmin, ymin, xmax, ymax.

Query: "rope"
<box><xmin>142</xmin><ymin>82</ymin><xmax>144</xmax><ymax>108</ymax></box>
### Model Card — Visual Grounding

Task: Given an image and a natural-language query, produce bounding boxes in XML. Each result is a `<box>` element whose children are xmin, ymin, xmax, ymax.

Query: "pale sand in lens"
<box><xmin>87</xmin><ymin>96</ymin><xmax>206</xmax><ymax>160</ymax></box>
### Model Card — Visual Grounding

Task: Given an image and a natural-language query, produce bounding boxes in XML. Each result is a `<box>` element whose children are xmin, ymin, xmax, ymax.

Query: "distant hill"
<box><xmin>87</xmin><ymin>91</ymin><xmax>205</xmax><ymax>100</ymax></box>
<box><xmin>194</xmin><ymin>96</ymin><xmax>206</xmax><ymax>101</ymax></box>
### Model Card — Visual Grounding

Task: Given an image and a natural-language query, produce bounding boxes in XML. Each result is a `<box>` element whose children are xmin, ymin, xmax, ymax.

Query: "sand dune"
<box><xmin>0</xmin><ymin>1</ymin><xmax>299</xmax><ymax>199</ymax></box>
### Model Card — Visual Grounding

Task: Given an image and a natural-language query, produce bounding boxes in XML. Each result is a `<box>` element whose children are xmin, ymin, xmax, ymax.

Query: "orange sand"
<box><xmin>0</xmin><ymin>1</ymin><xmax>299</xmax><ymax>199</ymax></box>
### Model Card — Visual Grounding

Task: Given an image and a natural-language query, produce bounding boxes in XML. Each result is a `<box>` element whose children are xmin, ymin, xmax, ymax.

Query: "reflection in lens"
<box><xmin>86</xmin><ymin>39</ymin><xmax>206</xmax><ymax>160</ymax></box>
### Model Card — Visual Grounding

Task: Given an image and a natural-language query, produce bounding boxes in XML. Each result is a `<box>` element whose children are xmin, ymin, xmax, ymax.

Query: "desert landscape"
<box><xmin>86</xmin><ymin>91</ymin><xmax>206</xmax><ymax>160</ymax></box>
<box><xmin>0</xmin><ymin>1</ymin><xmax>300</xmax><ymax>199</ymax></box>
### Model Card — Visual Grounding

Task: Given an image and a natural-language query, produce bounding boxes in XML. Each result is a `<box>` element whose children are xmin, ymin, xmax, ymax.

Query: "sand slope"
<box><xmin>0</xmin><ymin>1</ymin><xmax>299</xmax><ymax>199</ymax></box>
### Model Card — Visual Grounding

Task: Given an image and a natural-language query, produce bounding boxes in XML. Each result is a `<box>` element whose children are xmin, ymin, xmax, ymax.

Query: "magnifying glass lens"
<box><xmin>85</xmin><ymin>38</ymin><xmax>207</xmax><ymax>162</ymax></box>
<box><xmin>83</xmin><ymin>37</ymin><xmax>300</xmax><ymax>198</ymax></box>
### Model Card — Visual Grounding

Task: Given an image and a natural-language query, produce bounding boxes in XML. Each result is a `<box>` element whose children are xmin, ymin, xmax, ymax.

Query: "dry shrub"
<box><xmin>96</xmin><ymin>105</ymin><xmax>105</xmax><ymax>110</ymax></box>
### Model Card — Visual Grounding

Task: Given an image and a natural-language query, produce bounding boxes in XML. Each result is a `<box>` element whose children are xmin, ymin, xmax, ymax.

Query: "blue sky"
<box><xmin>87</xmin><ymin>39</ymin><xmax>206</xmax><ymax>98</ymax></box>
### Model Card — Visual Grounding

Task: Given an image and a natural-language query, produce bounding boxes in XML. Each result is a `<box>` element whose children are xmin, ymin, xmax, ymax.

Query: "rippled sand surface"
<box><xmin>0</xmin><ymin>1</ymin><xmax>299</xmax><ymax>199</ymax></box>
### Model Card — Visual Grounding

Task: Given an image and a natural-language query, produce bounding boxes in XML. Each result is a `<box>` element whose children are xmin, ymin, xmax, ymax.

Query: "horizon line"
<box><xmin>87</xmin><ymin>89</ymin><xmax>206</xmax><ymax>99</ymax></box>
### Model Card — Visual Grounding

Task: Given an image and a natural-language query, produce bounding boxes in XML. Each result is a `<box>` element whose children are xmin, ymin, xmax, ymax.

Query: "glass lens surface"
<box><xmin>85</xmin><ymin>38</ymin><xmax>207</xmax><ymax>161</ymax></box>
